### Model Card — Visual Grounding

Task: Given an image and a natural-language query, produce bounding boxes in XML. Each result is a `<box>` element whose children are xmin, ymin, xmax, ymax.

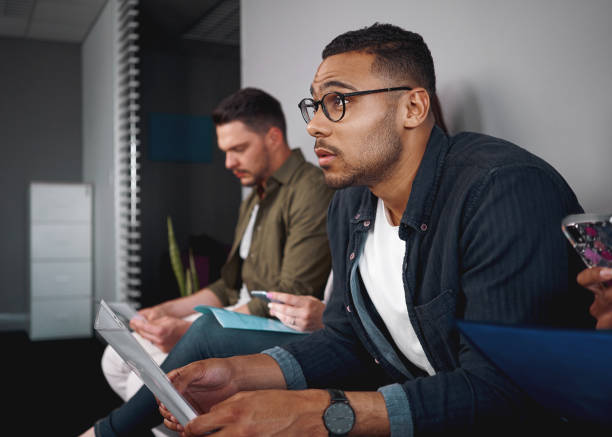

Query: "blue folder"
<box><xmin>194</xmin><ymin>305</ymin><xmax>308</xmax><ymax>334</ymax></box>
<box><xmin>457</xmin><ymin>320</ymin><xmax>612</xmax><ymax>425</ymax></box>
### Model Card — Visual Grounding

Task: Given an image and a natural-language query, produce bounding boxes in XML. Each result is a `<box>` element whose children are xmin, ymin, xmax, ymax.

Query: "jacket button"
<box><xmin>420</xmin><ymin>223</ymin><xmax>428</xmax><ymax>231</ymax></box>
<box><xmin>354</xmin><ymin>213</ymin><xmax>360</xmax><ymax>220</ymax></box>
<box><xmin>374</xmin><ymin>358</ymin><xmax>380</xmax><ymax>364</ymax></box>
<box><xmin>363</xmin><ymin>220</ymin><xmax>371</xmax><ymax>227</ymax></box>
<box><xmin>349</xmin><ymin>252</ymin><xmax>355</xmax><ymax>260</ymax></box>
<box><xmin>346</xmin><ymin>305</ymin><xmax>351</xmax><ymax>313</ymax></box>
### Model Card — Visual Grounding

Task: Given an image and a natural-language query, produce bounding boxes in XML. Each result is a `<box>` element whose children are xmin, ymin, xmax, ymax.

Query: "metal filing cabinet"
<box><xmin>29</xmin><ymin>182</ymin><xmax>93</xmax><ymax>340</ymax></box>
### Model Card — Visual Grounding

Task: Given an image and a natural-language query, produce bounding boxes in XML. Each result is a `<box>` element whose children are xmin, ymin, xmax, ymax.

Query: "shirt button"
<box><xmin>346</xmin><ymin>305</ymin><xmax>351</xmax><ymax>313</ymax></box>
<box><xmin>349</xmin><ymin>252</ymin><xmax>355</xmax><ymax>260</ymax></box>
<box><xmin>363</xmin><ymin>220</ymin><xmax>371</xmax><ymax>227</ymax></box>
<box><xmin>420</xmin><ymin>223</ymin><xmax>428</xmax><ymax>231</ymax></box>
<box><xmin>354</xmin><ymin>213</ymin><xmax>360</xmax><ymax>220</ymax></box>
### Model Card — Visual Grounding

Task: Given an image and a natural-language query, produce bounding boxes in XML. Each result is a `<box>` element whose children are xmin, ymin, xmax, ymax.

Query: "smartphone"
<box><xmin>251</xmin><ymin>290</ymin><xmax>281</xmax><ymax>303</ymax></box>
<box><xmin>562</xmin><ymin>213</ymin><xmax>612</xmax><ymax>268</ymax></box>
<box><xmin>251</xmin><ymin>290</ymin><xmax>271</xmax><ymax>303</ymax></box>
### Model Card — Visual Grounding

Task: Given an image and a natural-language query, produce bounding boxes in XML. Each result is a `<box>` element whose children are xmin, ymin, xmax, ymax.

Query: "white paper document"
<box><xmin>94</xmin><ymin>300</ymin><xmax>198</xmax><ymax>426</ymax></box>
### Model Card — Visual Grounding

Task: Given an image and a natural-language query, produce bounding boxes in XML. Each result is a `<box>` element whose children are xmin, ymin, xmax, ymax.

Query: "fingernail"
<box><xmin>601</xmin><ymin>268</ymin><xmax>612</xmax><ymax>279</ymax></box>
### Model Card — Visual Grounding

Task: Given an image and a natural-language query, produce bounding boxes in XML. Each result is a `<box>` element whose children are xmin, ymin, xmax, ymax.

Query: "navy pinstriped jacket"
<box><xmin>266</xmin><ymin>126</ymin><xmax>594</xmax><ymax>436</ymax></box>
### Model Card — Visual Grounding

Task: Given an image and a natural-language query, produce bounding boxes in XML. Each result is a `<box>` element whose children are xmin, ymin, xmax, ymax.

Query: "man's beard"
<box><xmin>321</xmin><ymin>110</ymin><xmax>402</xmax><ymax>189</ymax></box>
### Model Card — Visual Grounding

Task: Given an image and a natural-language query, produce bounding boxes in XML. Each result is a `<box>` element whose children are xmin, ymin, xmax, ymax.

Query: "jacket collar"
<box><xmin>351</xmin><ymin>126</ymin><xmax>450</xmax><ymax>236</ymax></box>
<box><xmin>400</xmin><ymin>125</ymin><xmax>449</xmax><ymax>232</ymax></box>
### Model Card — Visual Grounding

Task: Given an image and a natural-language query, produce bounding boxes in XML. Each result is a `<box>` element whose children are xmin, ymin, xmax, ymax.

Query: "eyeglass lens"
<box><xmin>322</xmin><ymin>93</ymin><xmax>345</xmax><ymax>122</ymax></box>
<box><xmin>301</xmin><ymin>101</ymin><xmax>316</xmax><ymax>123</ymax></box>
<box><xmin>300</xmin><ymin>93</ymin><xmax>345</xmax><ymax>123</ymax></box>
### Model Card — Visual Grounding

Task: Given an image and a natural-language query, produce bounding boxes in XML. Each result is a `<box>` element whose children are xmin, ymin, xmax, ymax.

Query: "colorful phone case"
<box><xmin>562</xmin><ymin>213</ymin><xmax>612</xmax><ymax>287</ymax></box>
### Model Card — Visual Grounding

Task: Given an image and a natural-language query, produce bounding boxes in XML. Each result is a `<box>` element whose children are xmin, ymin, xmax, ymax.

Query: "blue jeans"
<box><xmin>94</xmin><ymin>308</ymin><xmax>302</xmax><ymax>437</ymax></box>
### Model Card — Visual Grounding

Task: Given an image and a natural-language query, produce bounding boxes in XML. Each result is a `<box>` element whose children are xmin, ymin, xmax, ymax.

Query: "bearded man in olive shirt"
<box><xmin>100</xmin><ymin>88</ymin><xmax>333</xmax><ymax>405</ymax></box>
<box><xmin>133</xmin><ymin>86</ymin><xmax>332</xmax><ymax>339</ymax></box>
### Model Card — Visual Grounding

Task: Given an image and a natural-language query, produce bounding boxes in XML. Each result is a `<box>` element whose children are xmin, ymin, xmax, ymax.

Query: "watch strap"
<box><xmin>324</xmin><ymin>388</ymin><xmax>354</xmax><ymax>437</ymax></box>
<box><xmin>327</xmin><ymin>388</ymin><xmax>348</xmax><ymax>403</ymax></box>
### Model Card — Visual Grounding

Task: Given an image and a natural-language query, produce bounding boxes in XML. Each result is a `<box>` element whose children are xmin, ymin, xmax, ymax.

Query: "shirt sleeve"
<box><xmin>378</xmin><ymin>384</ymin><xmax>414</xmax><ymax>437</ymax></box>
<box><xmin>261</xmin><ymin>346</ymin><xmax>308</xmax><ymax>390</ymax></box>
<box><xmin>207</xmin><ymin>277</ymin><xmax>239</xmax><ymax>307</ymax></box>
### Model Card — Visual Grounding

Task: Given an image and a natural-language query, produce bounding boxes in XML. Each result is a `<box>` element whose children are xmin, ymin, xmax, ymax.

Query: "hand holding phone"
<box><xmin>251</xmin><ymin>290</ymin><xmax>281</xmax><ymax>303</ymax></box>
<box><xmin>562</xmin><ymin>213</ymin><xmax>612</xmax><ymax>268</ymax></box>
<box><xmin>562</xmin><ymin>213</ymin><xmax>612</xmax><ymax>287</ymax></box>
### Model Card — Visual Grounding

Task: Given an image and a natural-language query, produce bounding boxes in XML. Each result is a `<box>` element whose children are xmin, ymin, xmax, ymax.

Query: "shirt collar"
<box><xmin>267</xmin><ymin>148</ymin><xmax>305</xmax><ymax>187</ymax></box>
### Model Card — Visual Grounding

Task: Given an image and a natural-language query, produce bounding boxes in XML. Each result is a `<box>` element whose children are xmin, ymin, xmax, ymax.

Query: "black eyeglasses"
<box><xmin>298</xmin><ymin>87</ymin><xmax>413</xmax><ymax>123</ymax></box>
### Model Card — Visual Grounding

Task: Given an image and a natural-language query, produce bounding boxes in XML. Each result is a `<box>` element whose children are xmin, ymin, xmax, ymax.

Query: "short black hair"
<box><xmin>212</xmin><ymin>87</ymin><xmax>287</xmax><ymax>140</ymax></box>
<box><xmin>322</xmin><ymin>23</ymin><xmax>436</xmax><ymax>97</ymax></box>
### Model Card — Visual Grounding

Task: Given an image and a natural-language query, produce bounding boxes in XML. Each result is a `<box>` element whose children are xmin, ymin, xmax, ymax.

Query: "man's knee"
<box><xmin>182</xmin><ymin>309</ymin><xmax>221</xmax><ymax>341</ymax></box>
<box><xmin>101</xmin><ymin>344</ymin><xmax>131</xmax><ymax>400</ymax></box>
<box><xmin>101</xmin><ymin>344</ymin><xmax>128</xmax><ymax>377</ymax></box>
<box><xmin>125</xmin><ymin>370</ymin><xmax>145</xmax><ymax>400</ymax></box>
<box><xmin>169</xmin><ymin>309</ymin><xmax>223</xmax><ymax>362</ymax></box>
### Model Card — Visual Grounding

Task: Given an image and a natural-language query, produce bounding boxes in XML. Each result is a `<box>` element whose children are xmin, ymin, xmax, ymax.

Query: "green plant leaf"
<box><xmin>167</xmin><ymin>216</ymin><xmax>185</xmax><ymax>297</ymax></box>
<box><xmin>188</xmin><ymin>249</ymin><xmax>199</xmax><ymax>293</ymax></box>
<box><xmin>185</xmin><ymin>268</ymin><xmax>192</xmax><ymax>296</ymax></box>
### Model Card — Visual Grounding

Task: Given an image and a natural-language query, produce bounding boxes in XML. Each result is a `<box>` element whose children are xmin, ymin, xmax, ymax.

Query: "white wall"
<box><xmin>242</xmin><ymin>0</ymin><xmax>612</xmax><ymax>213</ymax></box>
<box><xmin>82</xmin><ymin>0</ymin><xmax>119</xmax><ymax>303</ymax></box>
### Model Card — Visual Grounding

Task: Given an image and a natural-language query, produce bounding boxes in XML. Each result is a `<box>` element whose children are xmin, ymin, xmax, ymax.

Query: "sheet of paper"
<box><xmin>457</xmin><ymin>320</ymin><xmax>612</xmax><ymax>425</ymax></box>
<box><xmin>195</xmin><ymin>305</ymin><xmax>308</xmax><ymax>334</ymax></box>
<box><xmin>94</xmin><ymin>300</ymin><xmax>198</xmax><ymax>426</ymax></box>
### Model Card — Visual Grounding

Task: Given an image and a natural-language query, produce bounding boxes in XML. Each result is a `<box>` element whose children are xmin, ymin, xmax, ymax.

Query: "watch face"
<box><xmin>323</xmin><ymin>402</ymin><xmax>355</xmax><ymax>434</ymax></box>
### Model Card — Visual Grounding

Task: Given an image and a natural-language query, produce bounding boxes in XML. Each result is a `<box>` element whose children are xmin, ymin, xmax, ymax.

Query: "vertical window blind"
<box><xmin>116</xmin><ymin>0</ymin><xmax>141</xmax><ymax>303</ymax></box>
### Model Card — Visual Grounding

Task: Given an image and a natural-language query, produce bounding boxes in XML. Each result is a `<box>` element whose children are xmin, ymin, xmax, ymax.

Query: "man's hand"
<box><xmin>577</xmin><ymin>267</ymin><xmax>612</xmax><ymax>329</ymax></box>
<box><xmin>131</xmin><ymin>316</ymin><xmax>192</xmax><ymax>352</ymax></box>
<box><xmin>159</xmin><ymin>354</ymin><xmax>289</xmax><ymax>435</ymax></box>
<box><xmin>165</xmin><ymin>358</ymin><xmax>242</xmax><ymax>419</ymax></box>
<box><xmin>162</xmin><ymin>389</ymin><xmax>330</xmax><ymax>437</ymax></box>
<box><xmin>267</xmin><ymin>292</ymin><xmax>325</xmax><ymax>332</ymax></box>
<box><xmin>133</xmin><ymin>305</ymin><xmax>168</xmax><ymax>323</ymax></box>
<box><xmin>160</xmin><ymin>387</ymin><xmax>392</xmax><ymax>437</ymax></box>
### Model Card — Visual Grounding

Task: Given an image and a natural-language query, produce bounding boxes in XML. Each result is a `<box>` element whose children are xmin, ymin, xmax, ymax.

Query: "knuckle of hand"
<box><xmin>227</xmin><ymin>405</ymin><xmax>244</xmax><ymax>422</ymax></box>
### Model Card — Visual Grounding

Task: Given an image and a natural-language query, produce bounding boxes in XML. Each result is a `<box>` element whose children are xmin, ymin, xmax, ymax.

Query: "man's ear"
<box><xmin>399</xmin><ymin>88</ymin><xmax>430</xmax><ymax>129</ymax></box>
<box><xmin>265</xmin><ymin>126</ymin><xmax>284</xmax><ymax>147</ymax></box>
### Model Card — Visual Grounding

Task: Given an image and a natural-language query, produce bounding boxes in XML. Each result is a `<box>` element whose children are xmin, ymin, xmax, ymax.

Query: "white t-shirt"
<box><xmin>227</xmin><ymin>204</ymin><xmax>259</xmax><ymax>309</ymax></box>
<box><xmin>239</xmin><ymin>203</ymin><xmax>259</xmax><ymax>259</ymax></box>
<box><xmin>359</xmin><ymin>198</ymin><xmax>435</xmax><ymax>376</ymax></box>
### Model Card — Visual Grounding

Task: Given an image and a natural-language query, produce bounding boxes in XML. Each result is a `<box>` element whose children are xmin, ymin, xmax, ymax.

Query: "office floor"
<box><xmin>2</xmin><ymin>330</ymin><xmax>123</xmax><ymax>436</ymax></box>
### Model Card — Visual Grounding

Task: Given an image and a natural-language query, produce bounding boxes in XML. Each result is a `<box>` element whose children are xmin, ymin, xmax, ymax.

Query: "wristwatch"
<box><xmin>323</xmin><ymin>388</ymin><xmax>356</xmax><ymax>436</ymax></box>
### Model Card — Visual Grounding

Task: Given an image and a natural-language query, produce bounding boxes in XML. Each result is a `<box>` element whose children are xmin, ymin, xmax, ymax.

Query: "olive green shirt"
<box><xmin>208</xmin><ymin>149</ymin><xmax>334</xmax><ymax>317</ymax></box>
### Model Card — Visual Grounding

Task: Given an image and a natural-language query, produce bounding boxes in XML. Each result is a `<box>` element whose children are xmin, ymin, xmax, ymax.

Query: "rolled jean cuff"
<box><xmin>262</xmin><ymin>346</ymin><xmax>307</xmax><ymax>390</ymax></box>
<box><xmin>378</xmin><ymin>383</ymin><xmax>414</xmax><ymax>437</ymax></box>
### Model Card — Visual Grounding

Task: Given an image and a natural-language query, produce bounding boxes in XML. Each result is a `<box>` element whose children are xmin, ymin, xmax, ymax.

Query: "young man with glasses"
<box><xmin>160</xmin><ymin>23</ymin><xmax>593</xmax><ymax>436</ymax></box>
